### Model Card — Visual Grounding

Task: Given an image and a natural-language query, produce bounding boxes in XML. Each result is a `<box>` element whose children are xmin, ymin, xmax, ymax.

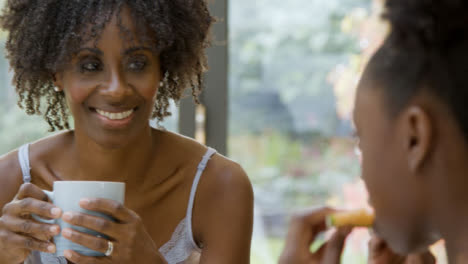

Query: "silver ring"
<box><xmin>105</xmin><ymin>241</ymin><xmax>114</xmax><ymax>257</ymax></box>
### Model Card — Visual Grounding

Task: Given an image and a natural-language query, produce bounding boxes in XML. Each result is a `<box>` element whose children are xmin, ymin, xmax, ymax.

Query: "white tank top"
<box><xmin>18</xmin><ymin>144</ymin><xmax>217</xmax><ymax>264</ymax></box>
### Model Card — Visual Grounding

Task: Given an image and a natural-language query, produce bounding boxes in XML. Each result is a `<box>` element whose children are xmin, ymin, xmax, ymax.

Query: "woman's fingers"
<box><xmin>1</xmin><ymin>215</ymin><xmax>59</xmax><ymax>241</ymax></box>
<box><xmin>16</xmin><ymin>183</ymin><xmax>49</xmax><ymax>201</ymax></box>
<box><xmin>2</xmin><ymin>197</ymin><xmax>61</xmax><ymax>219</ymax></box>
<box><xmin>63</xmin><ymin>249</ymin><xmax>112</xmax><ymax>264</ymax></box>
<box><xmin>0</xmin><ymin>229</ymin><xmax>56</xmax><ymax>253</ymax></box>
<box><xmin>62</xmin><ymin>211</ymin><xmax>119</xmax><ymax>239</ymax></box>
<box><xmin>0</xmin><ymin>183</ymin><xmax>62</xmax><ymax>243</ymax></box>
<box><xmin>79</xmin><ymin>198</ymin><xmax>135</xmax><ymax>223</ymax></box>
<box><xmin>3</xmin><ymin>183</ymin><xmax>61</xmax><ymax>219</ymax></box>
<box><xmin>61</xmin><ymin>228</ymin><xmax>112</xmax><ymax>254</ymax></box>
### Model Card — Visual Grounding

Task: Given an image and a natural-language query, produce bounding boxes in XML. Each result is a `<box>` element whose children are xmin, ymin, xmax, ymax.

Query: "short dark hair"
<box><xmin>0</xmin><ymin>0</ymin><xmax>214</xmax><ymax>131</ymax></box>
<box><xmin>364</xmin><ymin>0</ymin><xmax>468</xmax><ymax>139</ymax></box>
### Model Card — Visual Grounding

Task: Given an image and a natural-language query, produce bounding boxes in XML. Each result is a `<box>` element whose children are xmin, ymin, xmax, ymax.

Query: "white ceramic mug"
<box><xmin>33</xmin><ymin>181</ymin><xmax>125</xmax><ymax>257</ymax></box>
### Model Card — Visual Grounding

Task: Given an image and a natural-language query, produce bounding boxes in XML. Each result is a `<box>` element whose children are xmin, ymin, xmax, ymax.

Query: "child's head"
<box><xmin>355</xmin><ymin>0</ymin><xmax>468</xmax><ymax>254</ymax></box>
<box><xmin>0</xmin><ymin>0</ymin><xmax>214</xmax><ymax>131</ymax></box>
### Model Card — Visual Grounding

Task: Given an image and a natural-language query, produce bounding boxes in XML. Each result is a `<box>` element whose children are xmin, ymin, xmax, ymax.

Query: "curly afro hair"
<box><xmin>0</xmin><ymin>0</ymin><xmax>214</xmax><ymax>131</ymax></box>
<box><xmin>363</xmin><ymin>0</ymin><xmax>468</xmax><ymax>139</ymax></box>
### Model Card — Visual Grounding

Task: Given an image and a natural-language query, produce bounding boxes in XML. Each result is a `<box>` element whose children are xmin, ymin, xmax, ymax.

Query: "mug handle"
<box><xmin>31</xmin><ymin>190</ymin><xmax>56</xmax><ymax>224</ymax></box>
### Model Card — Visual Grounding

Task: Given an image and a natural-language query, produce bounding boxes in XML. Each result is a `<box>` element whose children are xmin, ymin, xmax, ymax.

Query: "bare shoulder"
<box><xmin>199</xmin><ymin>151</ymin><xmax>254</xmax><ymax>204</ymax></box>
<box><xmin>152</xmin><ymin>130</ymin><xmax>213</xmax><ymax>171</ymax></box>
<box><xmin>154</xmin><ymin>129</ymin><xmax>252</xmax><ymax>192</ymax></box>
<box><xmin>0</xmin><ymin>148</ymin><xmax>24</xmax><ymax>208</ymax></box>
<box><xmin>27</xmin><ymin>131</ymin><xmax>73</xmax><ymax>162</ymax></box>
<box><xmin>190</xmin><ymin>149</ymin><xmax>254</xmax><ymax>261</ymax></box>
<box><xmin>202</xmin><ymin>153</ymin><xmax>252</xmax><ymax>195</ymax></box>
<box><xmin>154</xmin><ymin>129</ymin><xmax>207</xmax><ymax>157</ymax></box>
<box><xmin>190</xmin><ymin>144</ymin><xmax>254</xmax><ymax>253</ymax></box>
<box><xmin>0</xmin><ymin>131</ymin><xmax>72</xmax><ymax>205</ymax></box>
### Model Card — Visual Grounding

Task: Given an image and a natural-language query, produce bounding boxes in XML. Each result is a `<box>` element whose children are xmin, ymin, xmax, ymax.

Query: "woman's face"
<box><xmin>354</xmin><ymin>77</ymin><xmax>439</xmax><ymax>254</ymax></box>
<box><xmin>55</xmin><ymin>7</ymin><xmax>161</xmax><ymax>147</ymax></box>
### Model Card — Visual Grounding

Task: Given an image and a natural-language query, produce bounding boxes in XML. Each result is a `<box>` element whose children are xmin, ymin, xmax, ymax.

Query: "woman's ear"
<box><xmin>402</xmin><ymin>106</ymin><xmax>432</xmax><ymax>173</ymax></box>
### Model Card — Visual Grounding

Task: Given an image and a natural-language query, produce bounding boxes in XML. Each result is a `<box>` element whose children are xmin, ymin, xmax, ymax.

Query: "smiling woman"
<box><xmin>0</xmin><ymin>1</ymin><xmax>253</xmax><ymax>264</ymax></box>
<box><xmin>53</xmin><ymin>8</ymin><xmax>165</xmax><ymax>148</ymax></box>
<box><xmin>1</xmin><ymin>0</ymin><xmax>210</xmax><ymax>131</ymax></box>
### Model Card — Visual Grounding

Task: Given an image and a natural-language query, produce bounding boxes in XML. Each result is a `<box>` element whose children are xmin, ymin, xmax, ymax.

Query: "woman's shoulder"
<box><xmin>170</xmin><ymin>131</ymin><xmax>254</xmax><ymax>252</ymax></box>
<box><xmin>23</xmin><ymin>131</ymin><xmax>74</xmax><ymax>169</ymax></box>
<box><xmin>30</xmin><ymin>130</ymin><xmax>73</xmax><ymax>151</ymax></box>
<box><xmin>0</xmin><ymin>131</ymin><xmax>70</xmax><ymax>181</ymax></box>
<box><xmin>197</xmin><ymin>152</ymin><xmax>253</xmax><ymax>205</ymax></box>
<box><xmin>154</xmin><ymin>129</ymin><xmax>248</xmax><ymax>176</ymax></box>
<box><xmin>0</xmin><ymin>132</ymin><xmax>70</xmax><ymax>208</ymax></box>
<box><xmin>0</xmin><ymin>146</ymin><xmax>25</xmax><ymax>205</ymax></box>
<box><xmin>0</xmin><ymin>131</ymin><xmax>73</xmax><ymax>186</ymax></box>
<box><xmin>153</xmin><ymin>129</ymin><xmax>251</xmax><ymax>186</ymax></box>
<box><xmin>153</xmin><ymin>129</ymin><xmax>210</xmax><ymax>163</ymax></box>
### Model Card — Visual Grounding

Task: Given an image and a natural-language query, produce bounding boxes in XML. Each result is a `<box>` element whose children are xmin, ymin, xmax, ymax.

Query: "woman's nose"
<box><xmin>101</xmin><ymin>69</ymin><xmax>130</xmax><ymax>100</ymax></box>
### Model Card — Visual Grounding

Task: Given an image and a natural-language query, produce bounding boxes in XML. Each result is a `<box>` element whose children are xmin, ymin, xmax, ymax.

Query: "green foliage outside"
<box><xmin>228</xmin><ymin>0</ymin><xmax>371</xmax><ymax>262</ymax></box>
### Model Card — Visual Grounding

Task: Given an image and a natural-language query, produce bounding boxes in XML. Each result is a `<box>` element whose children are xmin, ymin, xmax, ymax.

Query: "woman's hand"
<box><xmin>0</xmin><ymin>183</ymin><xmax>62</xmax><ymax>263</ymax></box>
<box><xmin>368</xmin><ymin>235</ymin><xmax>436</xmax><ymax>264</ymax></box>
<box><xmin>279</xmin><ymin>207</ymin><xmax>353</xmax><ymax>264</ymax></box>
<box><xmin>61</xmin><ymin>198</ymin><xmax>167</xmax><ymax>264</ymax></box>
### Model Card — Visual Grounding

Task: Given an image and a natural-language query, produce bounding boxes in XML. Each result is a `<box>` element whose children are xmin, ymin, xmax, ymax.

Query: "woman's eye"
<box><xmin>127</xmin><ymin>60</ymin><xmax>147</xmax><ymax>72</ymax></box>
<box><xmin>80</xmin><ymin>61</ymin><xmax>102</xmax><ymax>72</ymax></box>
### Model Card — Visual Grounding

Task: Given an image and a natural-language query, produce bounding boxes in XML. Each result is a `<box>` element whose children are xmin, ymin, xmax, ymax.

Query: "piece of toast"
<box><xmin>326</xmin><ymin>209</ymin><xmax>374</xmax><ymax>228</ymax></box>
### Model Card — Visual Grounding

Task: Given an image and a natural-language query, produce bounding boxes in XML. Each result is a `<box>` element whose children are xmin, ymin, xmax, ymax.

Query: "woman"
<box><xmin>280</xmin><ymin>0</ymin><xmax>468</xmax><ymax>263</ymax></box>
<box><xmin>0</xmin><ymin>1</ymin><xmax>254</xmax><ymax>264</ymax></box>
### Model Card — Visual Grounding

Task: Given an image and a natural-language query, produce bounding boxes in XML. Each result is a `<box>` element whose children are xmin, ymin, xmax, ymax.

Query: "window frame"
<box><xmin>178</xmin><ymin>0</ymin><xmax>229</xmax><ymax>156</ymax></box>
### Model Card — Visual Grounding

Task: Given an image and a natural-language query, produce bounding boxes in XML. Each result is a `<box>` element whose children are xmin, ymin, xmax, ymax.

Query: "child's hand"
<box><xmin>368</xmin><ymin>235</ymin><xmax>435</xmax><ymax>264</ymax></box>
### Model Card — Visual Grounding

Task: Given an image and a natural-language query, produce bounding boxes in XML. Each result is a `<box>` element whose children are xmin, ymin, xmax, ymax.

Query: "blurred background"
<box><xmin>0</xmin><ymin>0</ymin><xmax>446</xmax><ymax>263</ymax></box>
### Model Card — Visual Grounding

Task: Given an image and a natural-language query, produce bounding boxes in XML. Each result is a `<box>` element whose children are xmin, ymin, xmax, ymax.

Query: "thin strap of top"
<box><xmin>186</xmin><ymin>147</ymin><xmax>217</xmax><ymax>249</ymax></box>
<box><xmin>18</xmin><ymin>144</ymin><xmax>31</xmax><ymax>183</ymax></box>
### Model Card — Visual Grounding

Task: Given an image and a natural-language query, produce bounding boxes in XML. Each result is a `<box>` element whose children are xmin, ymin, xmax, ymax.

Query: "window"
<box><xmin>228</xmin><ymin>0</ymin><xmax>372</xmax><ymax>262</ymax></box>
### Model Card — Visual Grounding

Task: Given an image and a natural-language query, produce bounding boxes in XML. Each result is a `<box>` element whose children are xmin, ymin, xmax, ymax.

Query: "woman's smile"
<box><xmin>92</xmin><ymin>107</ymin><xmax>138</xmax><ymax>129</ymax></box>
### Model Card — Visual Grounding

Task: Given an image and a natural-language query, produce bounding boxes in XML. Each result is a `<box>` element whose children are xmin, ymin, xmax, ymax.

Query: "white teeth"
<box><xmin>96</xmin><ymin>109</ymin><xmax>134</xmax><ymax>120</ymax></box>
